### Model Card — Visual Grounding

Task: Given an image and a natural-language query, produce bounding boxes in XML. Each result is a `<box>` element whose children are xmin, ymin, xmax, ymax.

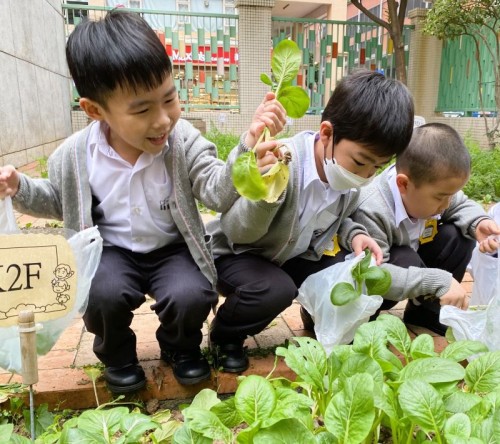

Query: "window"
<box><xmin>67</xmin><ymin>0</ymin><xmax>88</xmax><ymax>25</ymax></box>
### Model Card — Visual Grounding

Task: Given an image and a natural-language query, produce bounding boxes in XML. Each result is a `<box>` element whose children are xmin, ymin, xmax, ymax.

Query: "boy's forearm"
<box><xmin>13</xmin><ymin>174</ymin><xmax>63</xmax><ymax>220</ymax></box>
<box><xmin>381</xmin><ymin>263</ymin><xmax>452</xmax><ymax>301</ymax></box>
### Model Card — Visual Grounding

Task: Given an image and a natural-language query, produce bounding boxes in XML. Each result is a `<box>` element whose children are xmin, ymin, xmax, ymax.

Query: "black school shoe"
<box><xmin>403</xmin><ymin>299</ymin><xmax>447</xmax><ymax>336</ymax></box>
<box><xmin>104</xmin><ymin>363</ymin><xmax>146</xmax><ymax>394</ymax></box>
<box><xmin>161</xmin><ymin>348</ymin><xmax>211</xmax><ymax>385</ymax></box>
<box><xmin>300</xmin><ymin>306</ymin><xmax>315</xmax><ymax>332</ymax></box>
<box><xmin>211</xmin><ymin>340</ymin><xmax>249</xmax><ymax>373</ymax></box>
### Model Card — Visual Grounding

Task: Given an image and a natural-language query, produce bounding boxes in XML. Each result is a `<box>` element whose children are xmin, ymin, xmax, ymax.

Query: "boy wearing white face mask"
<box><xmin>206</xmin><ymin>70</ymin><xmax>414</xmax><ymax>372</ymax></box>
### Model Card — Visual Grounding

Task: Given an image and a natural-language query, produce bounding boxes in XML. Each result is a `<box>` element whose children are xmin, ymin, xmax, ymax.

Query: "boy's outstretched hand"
<box><xmin>476</xmin><ymin>219</ymin><xmax>500</xmax><ymax>253</ymax></box>
<box><xmin>351</xmin><ymin>234</ymin><xmax>383</xmax><ymax>265</ymax></box>
<box><xmin>245</xmin><ymin>93</ymin><xmax>286</xmax><ymax>174</ymax></box>
<box><xmin>440</xmin><ymin>278</ymin><xmax>469</xmax><ymax>310</ymax></box>
<box><xmin>0</xmin><ymin>166</ymin><xmax>20</xmax><ymax>199</ymax></box>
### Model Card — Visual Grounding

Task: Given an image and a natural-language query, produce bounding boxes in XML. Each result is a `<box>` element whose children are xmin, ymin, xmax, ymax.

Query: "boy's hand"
<box><xmin>476</xmin><ymin>219</ymin><xmax>500</xmax><ymax>253</ymax></box>
<box><xmin>245</xmin><ymin>92</ymin><xmax>286</xmax><ymax>149</ymax></box>
<box><xmin>351</xmin><ymin>234</ymin><xmax>383</xmax><ymax>265</ymax></box>
<box><xmin>439</xmin><ymin>278</ymin><xmax>469</xmax><ymax>310</ymax></box>
<box><xmin>0</xmin><ymin>165</ymin><xmax>20</xmax><ymax>199</ymax></box>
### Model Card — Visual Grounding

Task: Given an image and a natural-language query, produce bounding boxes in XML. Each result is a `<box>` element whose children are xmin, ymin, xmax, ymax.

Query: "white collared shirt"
<box><xmin>387</xmin><ymin>165</ymin><xmax>439</xmax><ymax>251</ymax></box>
<box><xmin>287</xmin><ymin>132</ymin><xmax>344</xmax><ymax>260</ymax></box>
<box><xmin>86</xmin><ymin>122</ymin><xmax>180</xmax><ymax>253</ymax></box>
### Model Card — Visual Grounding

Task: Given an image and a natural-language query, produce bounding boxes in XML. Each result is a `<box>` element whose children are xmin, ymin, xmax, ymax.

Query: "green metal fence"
<box><xmin>271</xmin><ymin>17</ymin><xmax>413</xmax><ymax>114</ymax></box>
<box><xmin>63</xmin><ymin>4</ymin><xmax>239</xmax><ymax>112</ymax></box>
<box><xmin>437</xmin><ymin>33</ymin><xmax>497</xmax><ymax>116</ymax></box>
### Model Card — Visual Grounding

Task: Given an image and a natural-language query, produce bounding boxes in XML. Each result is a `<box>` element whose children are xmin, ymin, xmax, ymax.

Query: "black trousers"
<box><xmin>379</xmin><ymin>222</ymin><xmax>476</xmax><ymax>312</ymax></box>
<box><xmin>84</xmin><ymin>244</ymin><xmax>218</xmax><ymax>367</ymax></box>
<box><xmin>211</xmin><ymin>249</ymin><xmax>348</xmax><ymax>342</ymax></box>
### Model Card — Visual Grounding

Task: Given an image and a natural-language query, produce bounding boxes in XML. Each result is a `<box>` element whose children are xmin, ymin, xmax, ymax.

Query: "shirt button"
<box><xmin>133</xmin><ymin>207</ymin><xmax>142</xmax><ymax>215</ymax></box>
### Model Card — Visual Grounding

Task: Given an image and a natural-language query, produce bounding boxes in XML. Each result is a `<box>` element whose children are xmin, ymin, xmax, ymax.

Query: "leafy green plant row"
<box><xmin>2</xmin><ymin>314</ymin><xmax>500</xmax><ymax>443</ymax></box>
<box><xmin>172</xmin><ymin>315</ymin><xmax>500</xmax><ymax>443</ymax></box>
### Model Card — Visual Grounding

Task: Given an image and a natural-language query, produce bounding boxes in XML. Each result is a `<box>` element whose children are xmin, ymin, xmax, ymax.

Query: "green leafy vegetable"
<box><xmin>232</xmin><ymin>39</ymin><xmax>310</xmax><ymax>201</ymax></box>
<box><xmin>330</xmin><ymin>249</ymin><xmax>392</xmax><ymax>306</ymax></box>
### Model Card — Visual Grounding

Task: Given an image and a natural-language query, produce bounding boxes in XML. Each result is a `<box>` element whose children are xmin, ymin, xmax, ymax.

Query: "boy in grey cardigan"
<box><xmin>0</xmin><ymin>10</ymin><xmax>285</xmax><ymax>392</ymax></box>
<box><xmin>207</xmin><ymin>70</ymin><xmax>415</xmax><ymax>372</ymax></box>
<box><xmin>350</xmin><ymin>123</ymin><xmax>500</xmax><ymax>335</ymax></box>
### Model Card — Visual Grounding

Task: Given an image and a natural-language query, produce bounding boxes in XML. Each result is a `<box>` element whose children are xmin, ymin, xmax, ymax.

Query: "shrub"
<box><xmin>464</xmin><ymin>136</ymin><xmax>500</xmax><ymax>203</ymax></box>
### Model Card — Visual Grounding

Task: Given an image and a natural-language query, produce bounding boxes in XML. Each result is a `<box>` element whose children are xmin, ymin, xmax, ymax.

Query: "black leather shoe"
<box><xmin>403</xmin><ymin>300</ymin><xmax>447</xmax><ymax>336</ymax></box>
<box><xmin>212</xmin><ymin>341</ymin><xmax>249</xmax><ymax>373</ymax></box>
<box><xmin>300</xmin><ymin>306</ymin><xmax>315</xmax><ymax>332</ymax></box>
<box><xmin>104</xmin><ymin>363</ymin><xmax>146</xmax><ymax>394</ymax></box>
<box><xmin>161</xmin><ymin>349</ymin><xmax>211</xmax><ymax>385</ymax></box>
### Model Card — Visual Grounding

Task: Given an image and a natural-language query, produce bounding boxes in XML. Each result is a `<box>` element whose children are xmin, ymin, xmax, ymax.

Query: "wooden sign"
<box><xmin>0</xmin><ymin>234</ymin><xmax>77</xmax><ymax>327</ymax></box>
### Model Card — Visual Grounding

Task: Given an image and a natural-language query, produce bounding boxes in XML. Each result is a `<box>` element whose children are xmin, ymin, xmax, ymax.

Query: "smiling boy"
<box><xmin>0</xmin><ymin>9</ymin><xmax>285</xmax><ymax>392</ymax></box>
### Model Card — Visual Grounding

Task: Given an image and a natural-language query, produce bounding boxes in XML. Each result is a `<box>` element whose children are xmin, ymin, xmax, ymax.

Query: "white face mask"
<box><xmin>324</xmin><ymin>157</ymin><xmax>375</xmax><ymax>191</ymax></box>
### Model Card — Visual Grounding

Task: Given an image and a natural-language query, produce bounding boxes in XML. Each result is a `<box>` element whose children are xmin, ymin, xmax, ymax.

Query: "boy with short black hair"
<box><xmin>0</xmin><ymin>9</ymin><xmax>285</xmax><ymax>392</ymax></box>
<box><xmin>348</xmin><ymin>123</ymin><xmax>500</xmax><ymax>335</ymax></box>
<box><xmin>207</xmin><ymin>70</ymin><xmax>415</xmax><ymax>372</ymax></box>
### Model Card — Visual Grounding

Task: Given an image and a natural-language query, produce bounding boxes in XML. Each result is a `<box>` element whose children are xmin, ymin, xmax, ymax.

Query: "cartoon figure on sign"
<box><xmin>53</xmin><ymin>264</ymin><xmax>74</xmax><ymax>282</ymax></box>
<box><xmin>51</xmin><ymin>264</ymin><xmax>74</xmax><ymax>306</ymax></box>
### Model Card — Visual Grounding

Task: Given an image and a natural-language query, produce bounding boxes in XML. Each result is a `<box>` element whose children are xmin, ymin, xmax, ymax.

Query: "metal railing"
<box><xmin>272</xmin><ymin>16</ymin><xmax>413</xmax><ymax>114</ymax></box>
<box><xmin>63</xmin><ymin>4</ymin><xmax>239</xmax><ymax>112</ymax></box>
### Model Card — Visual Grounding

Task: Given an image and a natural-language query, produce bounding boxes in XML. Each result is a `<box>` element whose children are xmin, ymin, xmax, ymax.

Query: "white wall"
<box><xmin>0</xmin><ymin>0</ymin><xmax>72</xmax><ymax>167</ymax></box>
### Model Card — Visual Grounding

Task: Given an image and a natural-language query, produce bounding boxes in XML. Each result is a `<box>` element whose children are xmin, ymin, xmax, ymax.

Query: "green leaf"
<box><xmin>365</xmin><ymin>267</ymin><xmax>392</xmax><ymax>296</ymax></box>
<box><xmin>352</xmin><ymin>321</ymin><xmax>387</xmax><ymax>359</ymax></box>
<box><xmin>399</xmin><ymin>357</ymin><xmax>465</xmax><ymax>384</ymax></box>
<box><xmin>232</xmin><ymin>151</ymin><xmax>267</xmax><ymax>201</ymax></box>
<box><xmin>330</xmin><ymin>282</ymin><xmax>359</xmax><ymax>306</ymax></box>
<box><xmin>267</xmin><ymin>387</ymin><xmax>313</xmax><ymax>426</ymax></box>
<box><xmin>183</xmin><ymin>408</ymin><xmax>232</xmax><ymax>443</ymax></box>
<box><xmin>275</xmin><ymin>337</ymin><xmax>327</xmax><ymax>390</ymax></box>
<box><xmin>261</xmin><ymin>160</ymin><xmax>289</xmax><ymax>203</ymax></box>
<box><xmin>271</xmin><ymin>40</ymin><xmax>302</xmax><ymax>87</ymax></box>
<box><xmin>77</xmin><ymin>407</ymin><xmax>128</xmax><ymax>437</ymax></box>
<box><xmin>235</xmin><ymin>375</ymin><xmax>277</xmax><ymax>425</ymax></box>
<box><xmin>440</xmin><ymin>340</ymin><xmax>488</xmax><ymax>362</ymax></box>
<box><xmin>444</xmin><ymin>391</ymin><xmax>482</xmax><ymax>413</ymax></box>
<box><xmin>189</xmin><ymin>388</ymin><xmax>221</xmax><ymax>411</ymax></box>
<box><xmin>260</xmin><ymin>73</ymin><xmax>273</xmax><ymax>86</ymax></box>
<box><xmin>120</xmin><ymin>413</ymin><xmax>159</xmax><ymax>441</ymax></box>
<box><xmin>151</xmin><ymin>420</ymin><xmax>182</xmax><ymax>443</ymax></box>
<box><xmin>277</xmin><ymin>86</ymin><xmax>310</xmax><ymax>119</ymax></box>
<box><xmin>444</xmin><ymin>413</ymin><xmax>471</xmax><ymax>439</ymax></box>
<box><xmin>410</xmin><ymin>334</ymin><xmax>437</xmax><ymax>359</ymax></box>
<box><xmin>374</xmin><ymin>383</ymin><xmax>399</xmax><ymax>422</ymax></box>
<box><xmin>254</xmin><ymin>418</ymin><xmax>316</xmax><ymax>443</ymax></box>
<box><xmin>211</xmin><ymin>397</ymin><xmax>243</xmax><ymax>428</ymax></box>
<box><xmin>358</xmin><ymin>249</ymin><xmax>372</xmax><ymax>274</ymax></box>
<box><xmin>324</xmin><ymin>373</ymin><xmax>375</xmax><ymax>444</ymax></box>
<box><xmin>235</xmin><ymin>421</ymin><xmax>261</xmax><ymax>444</ymax></box>
<box><xmin>0</xmin><ymin>424</ymin><xmax>13</xmax><ymax>442</ymax></box>
<box><xmin>340</xmin><ymin>353</ymin><xmax>384</xmax><ymax>388</ymax></box>
<box><xmin>59</xmin><ymin>426</ymin><xmax>108</xmax><ymax>444</ymax></box>
<box><xmin>376</xmin><ymin>314</ymin><xmax>412</xmax><ymax>360</ymax></box>
<box><xmin>398</xmin><ymin>380</ymin><xmax>446</xmax><ymax>434</ymax></box>
<box><xmin>465</xmin><ymin>351</ymin><xmax>500</xmax><ymax>394</ymax></box>
<box><xmin>173</xmin><ymin>424</ymin><xmax>213</xmax><ymax>444</ymax></box>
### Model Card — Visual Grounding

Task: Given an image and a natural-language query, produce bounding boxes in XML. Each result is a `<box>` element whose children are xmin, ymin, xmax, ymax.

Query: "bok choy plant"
<box><xmin>232</xmin><ymin>39</ymin><xmax>310</xmax><ymax>203</ymax></box>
